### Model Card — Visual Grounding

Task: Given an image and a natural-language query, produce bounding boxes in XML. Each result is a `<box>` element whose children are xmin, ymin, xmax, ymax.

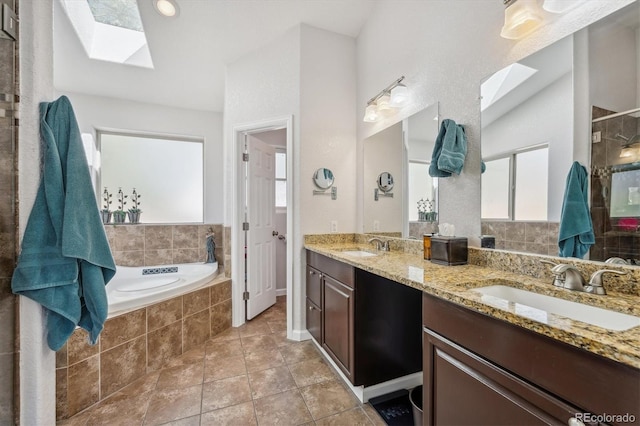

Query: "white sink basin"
<box><xmin>474</xmin><ymin>285</ymin><xmax>640</xmax><ymax>331</ymax></box>
<box><xmin>341</xmin><ymin>250</ymin><xmax>378</xmax><ymax>258</ymax></box>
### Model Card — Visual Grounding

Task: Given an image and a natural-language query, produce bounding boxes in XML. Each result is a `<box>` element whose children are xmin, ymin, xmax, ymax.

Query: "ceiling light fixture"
<box><xmin>153</xmin><ymin>0</ymin><xmax>180</xmax><ymax>17</ymax></box>
<box><xmin>363</xmin><ymin>76</ymin><xmax>409</xmax><ymax>123</ymax></box>
<box><xmin>542</xmin><ymin>0</ymin><xmax>586</xmax><ymax>14</ymax></box>
<box><xmin>500</xmin><ymin>0</ymin><xmax>543</xmax><ymax>40</ymax></box>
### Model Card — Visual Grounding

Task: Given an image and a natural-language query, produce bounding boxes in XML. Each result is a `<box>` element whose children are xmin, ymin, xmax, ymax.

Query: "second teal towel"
<box><xmin>558</xmin><ymin>161</ymin><xmax>595</xmax><ymax>258</ymax></box>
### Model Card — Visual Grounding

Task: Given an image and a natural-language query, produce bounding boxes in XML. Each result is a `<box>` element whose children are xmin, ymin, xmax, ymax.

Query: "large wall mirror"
<box><xmin>481</xmin><ymin>2</ymin><xmax>639</xmax><ymax>266</ymax></box>
<box><xmin>363</xmin><ymin>102</ymin><xmax>439</xmax><ymax>238</ymax></box>
<box><xmin>99</xmin><ymin>131</ymin><xmax>204</xmax><ymax>223</ymax></box>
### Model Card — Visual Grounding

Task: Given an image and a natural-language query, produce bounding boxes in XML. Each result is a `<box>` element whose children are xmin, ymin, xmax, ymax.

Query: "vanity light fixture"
<box><xmin>363</xmin><ymin>76</ymin><xmax>408</xmax><ymax>122</ymax></box>
<box><xmin>542</xmin><ymin>0</ymin><xmax>586</xmax><ymax>14</ymax></box>
<box><xmin>620</xmin><ymin>142</ymin><xmax>640</xmax><ymax>159</ymax></box>
<box><xmin>500</xmin><ymin>0</ymin><xmax>543</xmax><ymax>40</ymax></box>
<box><xmin>153</xmin><ymin>0</ymin><xmax>180</xmax><ymax>17</ymax></box>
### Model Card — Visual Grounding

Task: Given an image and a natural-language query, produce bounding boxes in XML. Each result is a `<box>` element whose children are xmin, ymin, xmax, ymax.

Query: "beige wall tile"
<box><xmin>67</xmin><ymin>328</ymin><xmax>99</xmax><ymax>366</ymax></box>
<box><xmin>184</xmin><ymin>288</ymin><xmax>210</xmax><ymax>317</ymax></box>
<box><xmin>210</xmin><ymin>280</ymin><xmax>232</xmax><ymax>306</ymax></box>
<box><xmin>147</xmin><ymin>321</ymin><xmax>183</xmax><ymax>371</ymax></box>
<box><xmin>146</xmin><ymin>225</ymin><xmax>173</xmax><ymax>250</ymax></box>
<box><xmin>148</xmin><ymin>297</ymin><xmax>183</xmax><ymax>331</ymax></box>
<box><xmin>55</xmin><ymin>368</ymin><xmax>68</xmax><ymax>421</ymax></box>
<box><xmin>145</xmin><ymin>249</ymin><xmax>174</xmax><ymax>266</ymax></box>
<box><xmin>183</xmin><ymin>309</ymin><xmax>210</xmax><ymax>352</ymax></box>
<box><xmin>211</xmin><ymin>299</ymin><xmax>232</xmax><ymax>336</ymax></box>
<box><xmin>173</xmin><ymin>248</ymin><xmax>199</xmax><ymax>264</ymax></box>
<box><xmin>101</xmin><ymin>308</ymin><xmax>146</xmax><ymax>351</ymax></box>
<box><xmin>525</xmin><ymin>222</ymin><xmax>549</xmax><ymax>244</ymax></box>
<box><xmin>112</xmin><ymin>225</ymin><xmax>145</xmax><ymax>251</ymax></box>
<box><xmin>100</xmin><ymin>336</ymin><xmax>146</xmax><ymax>397</ymax></box>
<box><xmin>56</xmin><ymin>341</ymin><xmax>68</xmax><ymax>368</ymax></box>
<box><xmin>67</xmin><ymin>355</ymin><xmax>100</xmax><ymax>417</ymax></box>
<box><xmin>173</xmin><ymin>225</ymin><xmax>199</xmax><ymax>249</ymax></box>
<box><xmin>112</xmin><ymin>250</ymin><xmax>144</xmax><ymax>266</ymax></box>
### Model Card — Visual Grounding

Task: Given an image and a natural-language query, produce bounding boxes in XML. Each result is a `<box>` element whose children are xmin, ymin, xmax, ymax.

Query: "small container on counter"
<box><xmin>431</xmin><ymin>236</ymin><xmax>468</xmax><ymax>265</ymax></box>
<box><xmin>423</xmin><ymin>234</ymin><xmax>433</xmax><ymax>260</ymax></box>
<box><xmin>480</xmin><ymin>235</ymin><xmax>495</xmax><ymax>249</ymax></box>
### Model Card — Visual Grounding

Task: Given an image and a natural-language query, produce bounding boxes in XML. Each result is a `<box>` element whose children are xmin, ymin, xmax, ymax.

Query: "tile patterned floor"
<box><xmin>59</xmin><ymin>297</ymin><xmax>386</xmax><ymax>425</ymax></box>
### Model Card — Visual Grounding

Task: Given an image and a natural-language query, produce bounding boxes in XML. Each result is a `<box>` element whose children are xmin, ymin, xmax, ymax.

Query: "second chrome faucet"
<box><xmin>542</xmin><ymin>260</ymin><xmax>627</xmax><ymax>295</ymax></box>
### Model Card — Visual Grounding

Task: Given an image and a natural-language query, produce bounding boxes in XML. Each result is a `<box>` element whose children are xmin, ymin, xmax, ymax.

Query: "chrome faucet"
<box><xmin>368</xmin><ymin>238</ymin><xmax>389</xmax><ymax>251</ymax></box>
<box><xmin>584</xmin><ymin>269</ymin><xmax>628</xmax><ymax>295</ymax></box>
<box><xmin>542</xmin><ymin>260</ymin><xmax>628</xmax><ymax>295</ymax></box>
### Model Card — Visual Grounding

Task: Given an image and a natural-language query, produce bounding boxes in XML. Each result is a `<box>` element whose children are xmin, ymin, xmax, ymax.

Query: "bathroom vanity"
<box><xmin>304</xmin><ymin>235</ymin><xmax>640</xmax><ymax>425</ymax></box>
<box><xmin>306</xmin><ymin>250</ymin><xmax>422</xmax><ymax>387</ymax></box>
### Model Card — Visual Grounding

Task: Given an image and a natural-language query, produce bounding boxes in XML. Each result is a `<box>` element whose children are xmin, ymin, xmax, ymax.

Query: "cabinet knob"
<box><xmin>308</xmin><ymin>305</ymin><xmax>316</xmax><ymax>311</ymax></box>
<box><xmin>568</xmin><ymin>417</ymin><xmax>585</xmax><ymax>426</ymax></box>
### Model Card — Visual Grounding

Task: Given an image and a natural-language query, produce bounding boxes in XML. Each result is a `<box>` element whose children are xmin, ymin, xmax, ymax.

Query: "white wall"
<box><xmin>589</xmin><ymin>18</ymin><xmax>638</xmax><ymax>113</ymax></box>
<box><xmin>56</xmin><ymin>91</ymin><xmax>224</xmax><ymax>223</ymax></box>
<box><xmin>483</xmin><ymin>72</ymin><xmax>573</xmax><ymax>222</ymax></box>
<box><xmin>355</xmin><ymin>0</ymin><xmax>635</xmax><ymax>246</ymax></box>
<box><xmin>18</xmin><ymin>0</ymin><xmax>56</xmax><ymax>424</ymax></box>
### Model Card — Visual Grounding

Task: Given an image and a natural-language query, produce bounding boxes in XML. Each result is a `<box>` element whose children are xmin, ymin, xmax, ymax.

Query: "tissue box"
<box><xmin>431</xmin><ymin>236</ymin><xmax>468</xmax><ymax>265</ymax></box>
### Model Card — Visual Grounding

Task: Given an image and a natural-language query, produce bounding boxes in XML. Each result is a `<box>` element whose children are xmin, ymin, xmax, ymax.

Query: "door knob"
<box><xmin>272</xmin><ymin>231</ymin><xmax>279</xmax><ymax>236</ymax></box>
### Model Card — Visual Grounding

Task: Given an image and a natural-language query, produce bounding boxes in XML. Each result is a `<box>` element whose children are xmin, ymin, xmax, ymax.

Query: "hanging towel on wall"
<box><xmin>429</xmin><ymin>119</ymin><xmax>467</xmax><ymax>177</ymax></box>
<box><xmin>558</xmin><ymin>161</ymin><xmax>595</xmax><ymax>258</ymax></box>
<box><xmin>11</xmin><ymin>96</ymin><xmax>116</xmax><ymax>351</ymax></box>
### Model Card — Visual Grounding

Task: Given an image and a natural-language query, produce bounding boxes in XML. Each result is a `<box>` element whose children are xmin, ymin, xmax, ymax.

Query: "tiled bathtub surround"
<box><xmin>0</xmin><ymin>1</ymin><xmax>18</xmax><ymax>423</ymax></box>
<box><xmin>104</xmin><ymin>224</ymin><xmax>230</xmax><ymax>277</ymax></box>
<box><xmin>481</xmin><ymin>221</ymin><xmax>560</xmax><ymax>256</ymax></box>
<box><xmin>55</xmin><ymin>278</ymin><xmax>232</xmax><ymax>420</ymax></box>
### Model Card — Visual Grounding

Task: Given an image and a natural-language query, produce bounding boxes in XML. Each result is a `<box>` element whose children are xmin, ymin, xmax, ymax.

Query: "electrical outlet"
<box><xmin>373</xmin><ymin>220</ymin><xmax>380</xmax><ymax>231</ymax></box>
<box><xmin>330</xmin><ymin>220</ymin><xmax>338</xmax><ymax>233</ymax></box>
<box><xmin>592</xmin><ymin>131</ymin><xmax>602</xmax><ymax>143</ymax></box>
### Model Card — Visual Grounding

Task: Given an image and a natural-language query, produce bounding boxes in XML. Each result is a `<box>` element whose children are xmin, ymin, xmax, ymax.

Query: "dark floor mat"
<box><xmin>369</xmin><ymin>389</ymin><xmax>415</xmax><ymax>426</ymax></box>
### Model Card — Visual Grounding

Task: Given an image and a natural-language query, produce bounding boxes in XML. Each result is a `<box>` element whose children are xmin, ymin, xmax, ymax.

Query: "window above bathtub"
<box><xmin>97</xmin><ymin>130</ymin><xmax>204</xmax><ymax>224</ymax></box>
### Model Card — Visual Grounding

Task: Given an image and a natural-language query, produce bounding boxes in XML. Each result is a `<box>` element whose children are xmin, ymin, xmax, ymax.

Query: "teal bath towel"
<box><xmin>429</xmin><ymin>119</ymin><xmax>467</xmax><ymax>177</ymax></box>
<box><xmin>558</xmin><ymin>161</ymin><xmax>595</xmax><ymax>258</ymax></box>
<box><xmin>11</xmin><ymin>96</ymin><xmax>116</xmax><ymax>351</ymax></box>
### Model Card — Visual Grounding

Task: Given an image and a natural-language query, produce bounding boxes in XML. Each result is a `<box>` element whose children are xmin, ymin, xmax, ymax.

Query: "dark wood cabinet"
<box><xmin>306</xmin><ymin>250</ymin><xmax>422</xmax><ymax>388</ymax></box>
<box><xmin>423</xmin><ymin>293</ymin><xmax>640</xmax><ymax>426</ymax></box>
<box><xmin>323</xmin><ymin>274</ymin><xmax>354</xmax><ymax>378</ymax></box>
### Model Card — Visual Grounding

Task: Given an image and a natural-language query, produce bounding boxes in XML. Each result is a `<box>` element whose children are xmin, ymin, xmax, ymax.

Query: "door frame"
<box><xmin>231</xmin><ymin>116</ymin><xmax>293</xmax><ymax>335</ymax></box>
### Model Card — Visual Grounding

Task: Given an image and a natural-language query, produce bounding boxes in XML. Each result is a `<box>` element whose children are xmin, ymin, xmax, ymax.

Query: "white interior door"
<box><xmin>246</xmin><ymin>136</ymin><xmax>277</xmax><ymax>319</ymax></box>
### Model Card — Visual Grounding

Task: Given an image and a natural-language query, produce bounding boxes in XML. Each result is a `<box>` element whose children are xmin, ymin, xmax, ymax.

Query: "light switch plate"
<box><xmin>2</xmin><ymin>4</ymin><xmax>17</xmax><ymax>41</ymax></box>
<box><xmin>592</xmin><ymin>131</ymin><xmax>602</xmax><ymax>144</ymax></box>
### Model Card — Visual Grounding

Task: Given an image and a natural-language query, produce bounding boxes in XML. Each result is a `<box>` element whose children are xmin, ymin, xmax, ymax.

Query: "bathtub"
<box><xmin>106</xmin><ymin>262</ymin><xmax>219</xmax><ymax>317</ymax></box>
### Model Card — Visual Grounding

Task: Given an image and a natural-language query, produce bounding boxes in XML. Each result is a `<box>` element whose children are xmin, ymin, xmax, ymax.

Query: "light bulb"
<box><xmin>154</xmin><ymin>0</ymin><xmax>179</xmax><ymax>17</ymax></box>
<box><xmin>500</xmin><ymin>0</ymin><xmax>543</xmax><ymax>40</ymax></box>
<box><xmin>389</xmin><ymin>85</ymin><xmax>409</xmax><ymax>107</ymax></box>
<box><xmin>363</xmin><ymin>104</ymin><xmax>380</xmax><ymax>122</ymax></box>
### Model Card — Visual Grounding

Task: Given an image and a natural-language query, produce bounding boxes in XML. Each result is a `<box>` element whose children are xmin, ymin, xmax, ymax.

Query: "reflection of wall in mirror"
<box><xmin>363</xmin><ymin>123</ymin><xmax>403</xmax><ymax>233</ymax></box>
<box><xmin>406</xmin><ymin>106</ymin><xmax>438</xmax><ymax>223</ymax></box>
<box><xmin>481</xmin><ymin>40</ymin><xmax>573</xmax><ymax>222</ymax></box>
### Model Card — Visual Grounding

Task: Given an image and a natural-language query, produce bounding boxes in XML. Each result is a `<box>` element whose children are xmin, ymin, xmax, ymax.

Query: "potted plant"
<box><xmin>127</xmin><ymin>188</ymin><xmax>142</xmax><ymax>224</ymax></box>
<box><xmin>101</xmin><ymin>187</ymin><xmax>112</xmax><ymax>224</ymax></box>
<box><xmin>113</xmin><ymin>188</ymin><xmax>128</xmax><ymax>224</ymax></box>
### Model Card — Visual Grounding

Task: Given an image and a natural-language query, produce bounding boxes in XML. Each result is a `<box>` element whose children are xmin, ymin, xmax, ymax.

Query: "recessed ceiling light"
<box><xmin>153</xmin><ymin>0</ymin><xmax>180</xmax><ymax>17</ymax></box>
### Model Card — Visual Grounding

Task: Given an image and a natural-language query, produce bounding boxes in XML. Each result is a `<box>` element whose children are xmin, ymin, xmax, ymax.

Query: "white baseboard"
<box><xmin>276</xmin><ymin>288</ymin><xmax>287</xmax><ymax>297</ymax></box>
<box><xmin>310</xmin><ymin>339</ymin><xmax>422</xmax><ymax>403</ymax></box>
<box><xmin>289</xmin><ymin>328</ymin><xmax>311</xmax><ymax>342</ymax></box>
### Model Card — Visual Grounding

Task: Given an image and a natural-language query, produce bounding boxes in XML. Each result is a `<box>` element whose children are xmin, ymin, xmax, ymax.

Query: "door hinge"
<box><xmin>243</xmin><ymin>291</ymin><xmax>250</xmax><ymax>300</ymax></box>
<box><xmin>243</xmin><ymin>222</ymin><xmax>249</xmax><ymax>231</ymax></box>
<box><xmin>242</xmin><ymin>152</ymin><xmax>249</xmax><ymax>162</ymax></box>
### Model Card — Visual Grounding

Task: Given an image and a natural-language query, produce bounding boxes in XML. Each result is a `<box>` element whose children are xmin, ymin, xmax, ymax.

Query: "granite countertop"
<box><xmin>304</xmin><ymin>241</ymin><xmax>640</xmax><ymax>370</ymax></box>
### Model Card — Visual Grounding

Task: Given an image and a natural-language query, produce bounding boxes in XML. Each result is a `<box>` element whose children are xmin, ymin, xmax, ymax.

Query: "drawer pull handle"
<box><xmin>308</xmin><ymin>305</ymin><xmax>316</xmax><ymax>311</ymax></box>
<box><xmin>309</xmin><ymin>270</ymin><xmax>315</xmax><ymax>275</ymax></box>
<box><xmin>568</xmin><ymin>417</ymin><xmax>585</xmax><ymax>426</ymax></box>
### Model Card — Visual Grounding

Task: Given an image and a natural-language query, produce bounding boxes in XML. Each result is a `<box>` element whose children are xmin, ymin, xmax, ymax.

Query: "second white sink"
<box><xmin>474</xmin><ymin>285</ymin><xmax>640</xmax><ymax>331</ymax></box>
<box><xmin>341</xmin><ymin>250</ymin><xmax>378</xmax><ymax>258</ymax></box>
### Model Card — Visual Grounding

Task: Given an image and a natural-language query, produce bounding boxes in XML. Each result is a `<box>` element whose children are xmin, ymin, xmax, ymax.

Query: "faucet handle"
<box><xmin>586</xmin><ymin>269</ymin><xmax>628</xmax><ymax>295</ymax></box>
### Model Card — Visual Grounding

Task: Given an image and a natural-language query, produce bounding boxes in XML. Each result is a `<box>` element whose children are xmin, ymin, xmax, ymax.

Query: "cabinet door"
<box><xmin>423</xmin><ymin>328</ymin><xmax>588</xmax><ymax>426</ymax></box>
<box><xmin>306</xmin><ymin>298</ymin><xmax>322</xmax><ymax>343</ymax></box>
<box><xmin>323</xmin><ymin>275</ymin><xmax>354</xmax><ymax>379</ymax></box>
<box><xmin>306</xmin><ymin>266</ymin><xmax>322</xmax><ymax>307</ymax></box>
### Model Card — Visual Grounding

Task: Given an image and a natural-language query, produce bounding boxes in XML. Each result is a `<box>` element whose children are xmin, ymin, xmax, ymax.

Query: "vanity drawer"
<box><xmin>307</xmin><ymin>251</ymin><xmax>354</xmax><ymax>288</ymax></box>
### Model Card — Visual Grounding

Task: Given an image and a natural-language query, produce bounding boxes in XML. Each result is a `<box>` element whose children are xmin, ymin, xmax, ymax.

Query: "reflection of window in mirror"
<box><xmin>482</xmin><ymin>145</ymin><xmax>548</xmax><ymax>221</ymax></box>
<box><xmin>408</xmin><ymin>161</ymin><xmax>435</xmax><ymax>221</ymax></box>
<box><xmin>99</xmin><ymin>131</ymin><xmax>204</xmax><ymax>223</ymax></box>
<box><xmin>275</xmin><ymin>150</ymin><xmax>287</xmax><ymax>208</ymax></box>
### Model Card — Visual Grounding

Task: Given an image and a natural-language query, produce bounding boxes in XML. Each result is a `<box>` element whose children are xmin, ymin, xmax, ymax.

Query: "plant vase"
<box><xmin>100</xmin><ymin>210</ymin><xmax>112</xmax><ymax>224</ymax></box>
<box><xmin>128</xmin><ymin>211</ymin><xmax>141</xmax><ymax>224</ymax></box>
<box><xmin>113</xmin><ymin>211</ymin><xmax>127</xmax><ymax>224</ymax></box>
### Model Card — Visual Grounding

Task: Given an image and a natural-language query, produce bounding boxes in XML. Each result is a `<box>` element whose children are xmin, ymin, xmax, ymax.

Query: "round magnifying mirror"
<box><xmin>377</xmin><ymin>172</ymin><xmax>394</xmax><ymax>193</ymax></box>
<box><xmin>313</xmin><ymin>168</ymin><xmax>334</xmax><ymax>190</ymax></box>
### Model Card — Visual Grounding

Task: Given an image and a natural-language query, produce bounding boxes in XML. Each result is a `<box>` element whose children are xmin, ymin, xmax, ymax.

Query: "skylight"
<box><xmin>60</xmin><ymin>0</ymin><xmax>154</xmax><ymax>69</ymax></box>
<box><xmin>481</xmin><ymin>63</ymin><xmax>538</xmax><ymax>111</ymax></box>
